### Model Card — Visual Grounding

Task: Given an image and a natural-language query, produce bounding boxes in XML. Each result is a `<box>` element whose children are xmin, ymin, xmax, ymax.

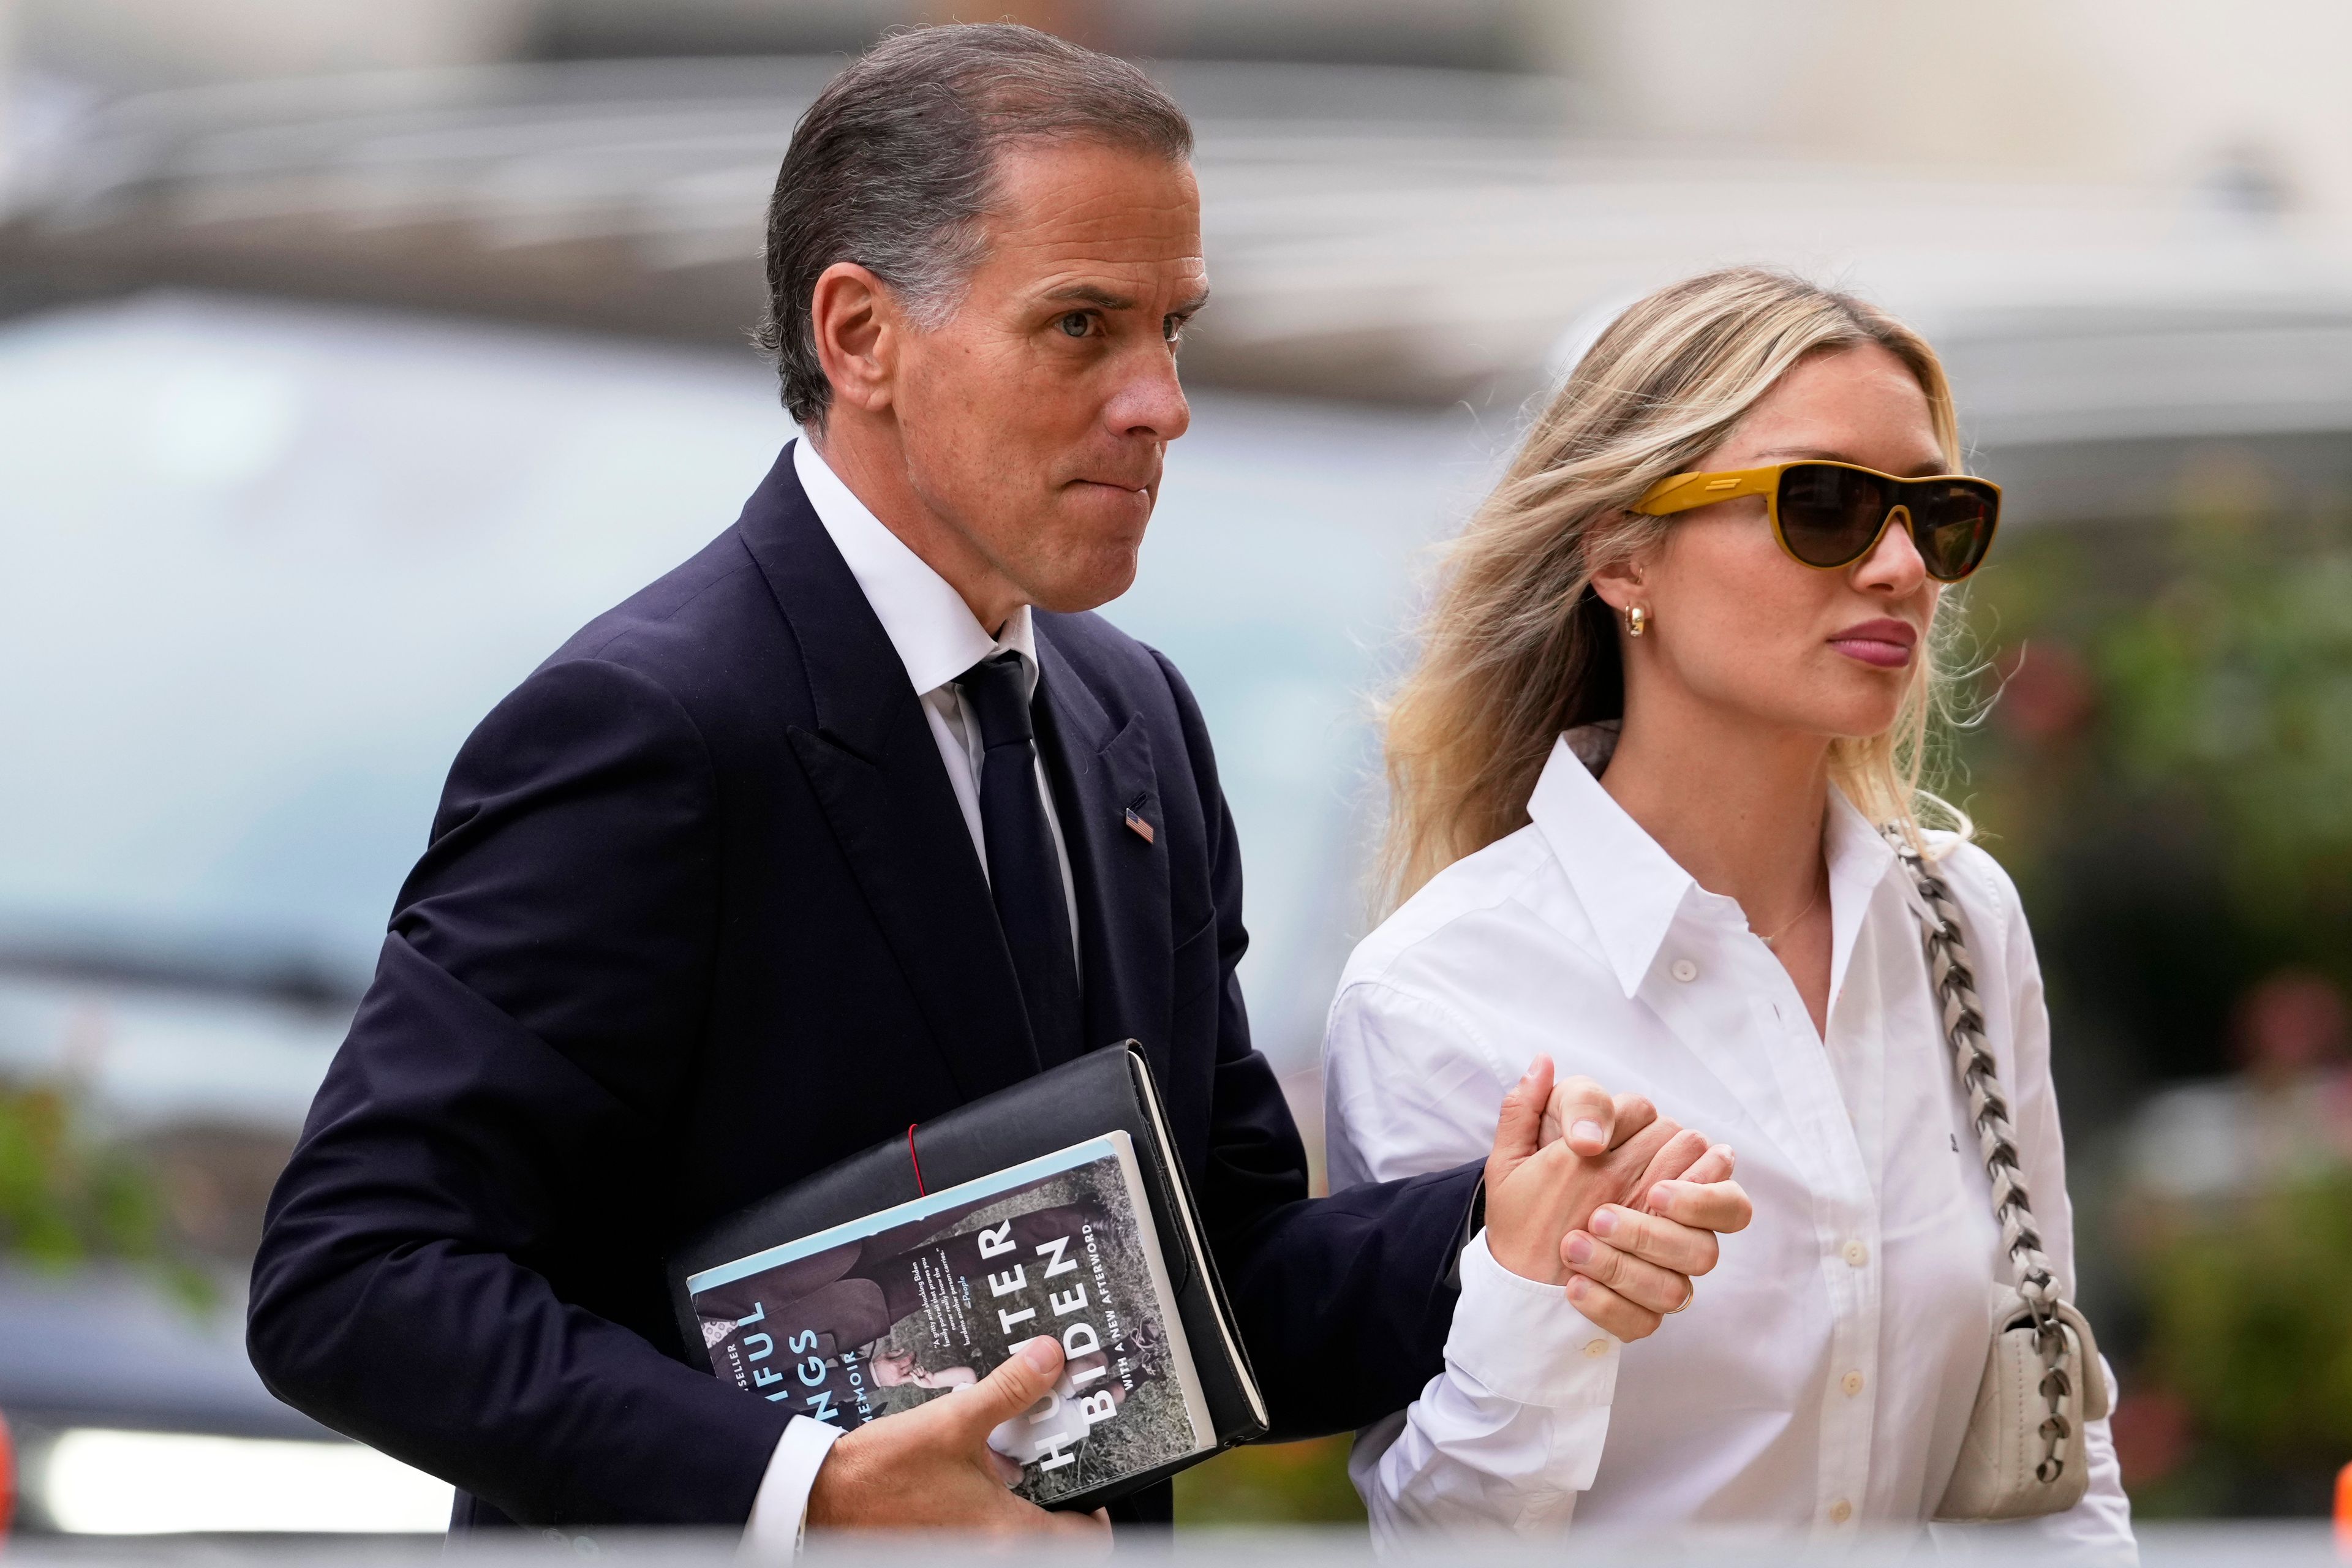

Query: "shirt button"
<box><xmin>1670</xmin><ymin>959</ymin><xmax>1699</xmax><ymax>983</ymax></box>
<box><xmin>1829</xmin><ymin>1499</ymin><xmax>1854</xmax><ymax>1525</ymax></box>
<box><xmin>1583</xmin><ymin>1339</ymin><xmax>1610</xmax><ymax>1359</ymax></box>
<box><xmin>1843</xmin><ymin>1240</ymin><xmax>1869</xmax><ymax>1268</ymax></box>
<box><xmin>1842</xmin><ymin>1370</ymin><xmax>1865</xmax><ymax>1396</ymax></box>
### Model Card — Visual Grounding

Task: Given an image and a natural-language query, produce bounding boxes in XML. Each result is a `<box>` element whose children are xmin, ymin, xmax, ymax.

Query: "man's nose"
<box><xmin>1104</xmin><ymin>345</ymin><xmax>1190</xmax><ymax>443</ymax></box>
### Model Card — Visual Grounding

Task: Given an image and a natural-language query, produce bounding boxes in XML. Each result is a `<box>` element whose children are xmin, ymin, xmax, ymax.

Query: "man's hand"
<box><xmin>805</xmin><ymin>1336</ymin><xmax>1112</xmax><ymax>1537</ymax></box>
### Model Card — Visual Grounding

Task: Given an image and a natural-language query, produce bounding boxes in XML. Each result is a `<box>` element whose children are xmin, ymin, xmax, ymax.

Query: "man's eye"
<box><xmin>1056</xmin><ymin>312</ymin><xmax>1092</xmax><ymax>339</ymax></box>
<box><xmin>1163</xmin><ymin>317</ymin><xmax>1186</xmax><ymax>345</ymax></box>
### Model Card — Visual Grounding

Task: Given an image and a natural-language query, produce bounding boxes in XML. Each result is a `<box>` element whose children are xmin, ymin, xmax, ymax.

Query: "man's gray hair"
<box><xmin>756</xmin><ymin>24</ymin><xmax>1194</xmax><ymax>428</ymax></box>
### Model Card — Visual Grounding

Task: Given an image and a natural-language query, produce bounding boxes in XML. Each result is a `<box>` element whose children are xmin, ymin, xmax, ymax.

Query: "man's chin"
<box><xmin>1029</xmin><ymin>551</ymin><xmax>1142</xmax><ymax>616</ymax></box>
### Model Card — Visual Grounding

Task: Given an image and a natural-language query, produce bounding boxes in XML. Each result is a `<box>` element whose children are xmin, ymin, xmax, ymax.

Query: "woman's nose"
<box><xmin>1853</xmin><ymin>506</ymin><xmax>1929</xmax><ymax>594</ymax></box>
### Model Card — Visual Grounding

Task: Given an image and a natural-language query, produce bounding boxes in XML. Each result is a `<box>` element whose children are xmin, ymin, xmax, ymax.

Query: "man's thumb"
<box><xmin>962</xmin><ymin>1336</ymin><xmax>1065</xmax><ymax>1432</ymax></box>
<box><xmin>1488</xmin><ymin>1055</ymin><xmax>1553</xmax><ymax>1174</ymax></box>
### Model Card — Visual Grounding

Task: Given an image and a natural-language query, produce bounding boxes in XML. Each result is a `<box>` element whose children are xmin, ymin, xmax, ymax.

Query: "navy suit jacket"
<box><xmin>247</xmin><ymin>445</ymin><xmax>1481</xmax><ymax>1529</ymax></box>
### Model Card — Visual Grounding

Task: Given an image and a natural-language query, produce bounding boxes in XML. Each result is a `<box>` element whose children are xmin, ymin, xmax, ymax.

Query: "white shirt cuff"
<box><xmin>1446</xmin><ymin>1228</ymin><xmax>1622</xmax><ymax>1408</ymax></box>
<box><xmin>741</xmin><ymin>1415</ymin><xmax>845</xmax><ymax>1558</ymax></box>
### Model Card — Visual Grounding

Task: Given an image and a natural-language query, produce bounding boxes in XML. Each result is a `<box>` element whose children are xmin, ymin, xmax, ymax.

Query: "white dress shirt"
<box><xmin>1322</xmin><ymin>731</ymin><xmax>2133</xmax><ymax>1556</ymax></box>
<box><xmin>742</xmin><ymin>439</ymin><xmax>1082</xmax><ymax>1555</ymax></box>
<box><xmin>790</xmin><ymin>439</ymin><xmax>1079</xmax><ymax>946</ymax></box>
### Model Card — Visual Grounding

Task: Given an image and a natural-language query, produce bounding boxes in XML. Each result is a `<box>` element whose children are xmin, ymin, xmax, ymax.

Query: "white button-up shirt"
<box><xmin>1323</xmin><ymin>733</ymin><xmax>2133</xmax><ymax>1555</ymax></box>
<box><xmin>742</xmin><ymin>439</ymin><xmax>1082</xmax><ymax>1553</ymax></box>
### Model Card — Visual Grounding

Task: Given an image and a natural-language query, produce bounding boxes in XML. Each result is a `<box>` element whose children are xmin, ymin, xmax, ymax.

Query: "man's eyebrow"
<box><xmin>1039</xmin><ymin>284</ymin><xmax>1213</xmax><ymax>315</ymax></box>
<box><xmin>1042</xmin><ymin>284</ymin><xmax>1137</xmax><ymax>309</ymax></box>
<box><xmin>1749</xmin><ymin>445</ymin><xmax>1945</xmax><ymax>477</ymax></box>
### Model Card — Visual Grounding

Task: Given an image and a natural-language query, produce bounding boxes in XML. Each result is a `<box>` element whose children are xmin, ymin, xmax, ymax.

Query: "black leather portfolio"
<box><xmin>668</xmin><ymin>1042</ymin><xmax>1268</xmax><ymax>1510</ymax></box>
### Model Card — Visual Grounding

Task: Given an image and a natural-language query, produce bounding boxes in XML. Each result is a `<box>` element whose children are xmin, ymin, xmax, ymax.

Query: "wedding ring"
<box><xmin>1665</xmin><ymin>1282</ymin><xmax>1695</xmax><ymax>1314</ymax></box>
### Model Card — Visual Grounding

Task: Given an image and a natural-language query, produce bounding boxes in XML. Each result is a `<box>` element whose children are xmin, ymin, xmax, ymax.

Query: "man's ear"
<box><xmin>809</xmin><ymin>262</ymin><xmax>901</xmax><ymax>416</ymax></box>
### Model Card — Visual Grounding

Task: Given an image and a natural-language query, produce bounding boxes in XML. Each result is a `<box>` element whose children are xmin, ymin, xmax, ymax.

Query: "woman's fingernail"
<box><xmin>1713</xmin><ymin>1144</ymin><xmax>1735</xmax><ymax>1166</ymax></box>
<box><xmin>1566</xmin><ymin>1276</ymin><xmax>1588</xmax><ymax>1302</ymax></box>
<box><xmin>1566</xmin><ymin>1233</ymin><xmax>1593</xmax><ymax>1265</ymax></box>
<box><xmin>1572</xmin><ymin>1119</ymin><xmax>1605</xmax><ymax>1145</ymax></box>
<box><xmin>1591</xmin><ymin>1207</ymin><xmax>1618</xmax><ymax>1237</ymax></box>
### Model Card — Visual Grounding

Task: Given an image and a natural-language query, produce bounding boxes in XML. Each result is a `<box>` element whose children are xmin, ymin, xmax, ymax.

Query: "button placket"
<box><xmin>1816</xmin><ymin>1223</ymin><xmax>1876</xmax><ymax>1531</ymax></box>
<box><xmin>1740</xmin><ymin>957</ymin><xmax>1885</xmax><ymax>1532</ymax></box>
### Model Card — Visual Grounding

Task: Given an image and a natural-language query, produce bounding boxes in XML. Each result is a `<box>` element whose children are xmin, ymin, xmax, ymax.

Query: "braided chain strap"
<box><xmin>1884</xmin><ymin>831</ymin><xmax>2078</xmax><ymax>1486</ymax></box>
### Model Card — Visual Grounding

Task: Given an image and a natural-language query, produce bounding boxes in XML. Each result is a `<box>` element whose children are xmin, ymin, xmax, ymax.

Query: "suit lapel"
<box><xmin>1035</xmin><ymin>623</ymin><xmax>1175</xmax><ymax>1094</ymax></box>
<box><xmin>734</xmin><ymin>445</ymin><xmax>1041</xmax><ymax>1102</ymax></box>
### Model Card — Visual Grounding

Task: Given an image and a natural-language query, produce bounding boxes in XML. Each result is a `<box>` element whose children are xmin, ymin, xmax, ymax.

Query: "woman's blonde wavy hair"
<box><xmin>1379</xmin><ymin>266</ymin><xmax>1972</xmax><ymax>911</ymax></box>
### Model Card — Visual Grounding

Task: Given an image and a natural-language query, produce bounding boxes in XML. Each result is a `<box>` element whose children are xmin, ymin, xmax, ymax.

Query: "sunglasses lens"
<box><xmin>1776</xmin><ymin>465</ymin><xmax>1892</xmax><ymax>568</ymax></box>
<box><xmin>1907</xmin><ymin>480</ymin><xmax>1999</xmax><ymax>581</ymax></box>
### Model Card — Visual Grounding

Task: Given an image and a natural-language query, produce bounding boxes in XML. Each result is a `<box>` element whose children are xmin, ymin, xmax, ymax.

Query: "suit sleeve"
<box><xmin>246</xmin><ymin>657</ymin><xmax>794</xmax><ymax>1526</ymax></box>
<box><xmin>1146</xmin><ymin>650</ymin><xmax>1482</xmax><ymax>1441</ymax></box>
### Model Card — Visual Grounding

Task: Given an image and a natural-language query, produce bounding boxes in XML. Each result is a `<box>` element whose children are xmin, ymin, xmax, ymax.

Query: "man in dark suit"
<box><xmin>248</xmin><ymin>23</ymin><xmax>1743</xmax><ymax>1545</ymax></box>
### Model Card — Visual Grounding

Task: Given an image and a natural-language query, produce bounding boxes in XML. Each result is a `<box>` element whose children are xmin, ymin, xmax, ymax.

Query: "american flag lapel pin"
<box><xmin>1123</xmin><ymin>796</ymin><xmax>1155</xmax><ymax>844</ymax></box>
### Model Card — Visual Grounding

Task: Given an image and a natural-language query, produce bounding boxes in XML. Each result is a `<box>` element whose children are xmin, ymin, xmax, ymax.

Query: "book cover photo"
<box><xmin>685</xmin><ymin>1132</ymin><xmax>1215</xmax><ymax>1507</ymax></box>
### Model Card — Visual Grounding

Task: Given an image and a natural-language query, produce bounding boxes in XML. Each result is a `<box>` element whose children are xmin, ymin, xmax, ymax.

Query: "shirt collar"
<box><xmin>794</xmin><ymin>438</ymin><xmax>1035</xmax><ymax>698</ymax></box>
<box><xmin>1528</xmin><ymin>727</ymin><xmax>1901</xmax><ymax>1000</ymax></box>
<box><xmin>1528</xmin><ymin>732</ymin><xmax>1700</xmax><ymax>998</ymax></box>
<box><xmin>1822</xmin><ymin>782</ymin><xmax>1899</xmax><ymax>1007</ymax></box>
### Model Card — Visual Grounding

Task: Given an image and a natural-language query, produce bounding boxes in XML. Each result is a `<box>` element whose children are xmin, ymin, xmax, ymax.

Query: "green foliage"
<box><xmin>2136</xmin><ymin>1169</ymin><xmax>2352</xmax><ymax>1466</ymax></box>
<box><xmin>2092</xmin><ymin>511</ymin><xmax>2352</xmax><ymax>944</ymax></box>
<box><xmin>1174</xmin><ymin>1435</ymin><xmax>1366</xmax><ymax>1525</ymax></box>
<box><xmin>0</xmin><ymin>1077</ymin><xmax>210</xmax><ymax>1308</ymax></box>
<box><xmin>0</xmin><ymin>1082</ymin><xmax>148</xmax><ymax>1264</ymax></box>
<box><xmin>1956</xmin><ymin>493</ymin><xmax>2352</xmax><ymax>981</ymax></box>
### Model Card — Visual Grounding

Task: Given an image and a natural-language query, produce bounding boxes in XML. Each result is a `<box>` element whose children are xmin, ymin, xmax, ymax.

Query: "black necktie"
<box><xmin>958</xmin><ymin>652</ymin><xmax>1082</xmax><ymax>1068</ymax></box>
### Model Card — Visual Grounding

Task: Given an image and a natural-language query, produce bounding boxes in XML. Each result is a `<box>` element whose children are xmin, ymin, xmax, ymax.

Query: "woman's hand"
<box><xmin>1558</xmin><ymin>1143</ymin><xmax>1753</xmax><ymax>1341</ymax></box>
<box><xmin>1540</xmin><ymin>1068</ymin><xmax>1659</xmax><ymax>1156</ymax></box>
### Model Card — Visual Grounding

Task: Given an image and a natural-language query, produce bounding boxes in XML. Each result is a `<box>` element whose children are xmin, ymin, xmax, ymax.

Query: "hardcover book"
<box><xmin>669</xmin><ymin>1044</ymin><xmax>1267</xmax><ymax>1511</ymax></box>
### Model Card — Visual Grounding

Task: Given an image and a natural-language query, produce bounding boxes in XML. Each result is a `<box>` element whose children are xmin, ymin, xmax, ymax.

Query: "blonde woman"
<box><xmin>1324</xmin><ymin>270</ymin><xmax>2132</xmax><ymax>1550</ymax></box>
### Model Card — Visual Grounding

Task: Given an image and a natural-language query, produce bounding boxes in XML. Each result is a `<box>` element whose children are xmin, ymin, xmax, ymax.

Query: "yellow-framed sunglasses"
<box><xmin>1634</xmin><ymin>461</ymin><xmax>2002</xmax><ymax>582</ymax></box>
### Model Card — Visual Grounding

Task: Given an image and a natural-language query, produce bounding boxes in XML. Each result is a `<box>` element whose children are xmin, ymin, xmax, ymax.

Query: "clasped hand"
<box><xmin>1482</xmin><ymin>1054</ymin><xmax>1753</xmax><ymax>1341</ymax></box>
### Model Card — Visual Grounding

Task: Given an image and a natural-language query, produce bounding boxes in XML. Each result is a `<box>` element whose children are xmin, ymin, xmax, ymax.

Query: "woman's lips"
<box><xmin>1828</xmin><ymin>618</ymin><xmax>1918</xmax><ymax>669</ymax></box>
